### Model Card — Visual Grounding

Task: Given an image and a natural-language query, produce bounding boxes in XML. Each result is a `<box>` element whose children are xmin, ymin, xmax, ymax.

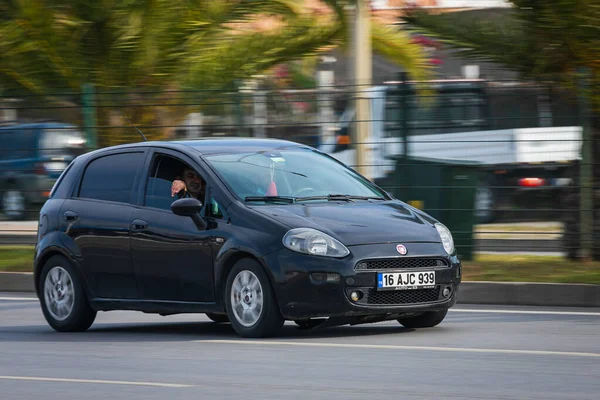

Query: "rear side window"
<box><xmin>49</xmin><ymin>159</ymin><xmax>77</xmax><ymax>198</ymax></box>
<box><xmin>78</xmin><ymin>152</ymin><xmax>144</xmax><ymax>204</ymax></box>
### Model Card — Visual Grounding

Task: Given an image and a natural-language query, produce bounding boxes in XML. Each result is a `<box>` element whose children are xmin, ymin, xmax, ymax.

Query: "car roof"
<box><xmin>174</xmin><ymin>137</ymin><xmax>311</xmax><ymax>155</ymax></box>
<box><xmin>85</xmin><ymin>137</ymin><xmax>312</xmax><ymax>157</ymax></box>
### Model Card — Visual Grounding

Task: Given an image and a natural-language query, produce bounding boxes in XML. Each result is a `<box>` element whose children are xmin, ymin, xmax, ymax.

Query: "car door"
<box><xmin>130</xmin><ymin>149</ymin><xmax>215</xmax><ymax>303</ymax></box>
<box><xmin>60</xmin><ymin>149</ymin><xmax>147</xmax><ymax>299</ymax></box>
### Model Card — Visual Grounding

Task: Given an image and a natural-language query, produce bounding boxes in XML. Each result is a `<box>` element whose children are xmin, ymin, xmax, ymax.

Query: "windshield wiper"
<box><xmin>340</xmin><ymin>195</ymin><xmax>386</xmax><ymax>200</ymax></box>
<box><xmin>245</xmin><ymin>196</ymin><xmax>297</xmax><ymax>204</ymax></box>
<box><xmin>296</xmin><ymin>194</ymin><xmax>385</xmax><ymax>202</ymax></box>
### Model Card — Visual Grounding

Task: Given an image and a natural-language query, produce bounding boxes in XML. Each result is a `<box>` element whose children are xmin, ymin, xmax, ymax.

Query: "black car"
<box><xmin>34</xmin><ymin>138</ymin><xmax>461</xmax><ymax>338</ymax></box>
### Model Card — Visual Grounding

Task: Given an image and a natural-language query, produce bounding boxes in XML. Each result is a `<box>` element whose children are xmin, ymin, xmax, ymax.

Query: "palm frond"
<box><xmin>402</xmin><ymin>8</ymin><xmax>533</xmax><ymax>74</ymax></box>
<box><xmin>318</xmin><ymin>0</ymin><xmax>350</xmax><ymax>44</ymax></box>
<box><xmin>371</xmin><ymin>22</ymin><xmax>433</xmax><ymax>83</ymax></box>
<box><xmin>191</xmin><ymin>0</ymin><xmax>301</xmax><ymax>32</ymax></box>
<box><xmin>181</xmin><ymin>14</ymin><xmax>341</xmax><ymax>89</ymax></box>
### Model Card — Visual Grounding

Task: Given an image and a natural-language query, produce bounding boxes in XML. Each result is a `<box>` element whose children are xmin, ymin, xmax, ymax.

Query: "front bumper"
<box><xmin>265</xmin><ymin>242</ymin><xmax>462</xmax><ymax>320</ymax></box>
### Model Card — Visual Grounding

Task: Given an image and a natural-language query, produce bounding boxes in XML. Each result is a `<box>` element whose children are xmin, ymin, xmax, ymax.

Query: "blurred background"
<box><xmin>1</xmin><ymin>0</ymin><xmax>598</xmax><ymax>283</ymax></box>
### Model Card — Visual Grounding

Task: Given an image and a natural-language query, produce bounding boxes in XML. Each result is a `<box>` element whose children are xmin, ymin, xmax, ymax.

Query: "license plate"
<box><xmin>377</xmin><ymin>271</ymin><xmax>436</xmax><ymax>291</ymax></box>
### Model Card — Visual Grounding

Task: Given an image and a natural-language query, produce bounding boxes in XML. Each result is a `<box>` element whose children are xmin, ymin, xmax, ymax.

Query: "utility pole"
<box><xmin>578</xmin><ymin>67</ymin><xmax>593</xmax><ymax>260</ymax></box>
<box><xmin>353</xmin><ymin>0</ymin><xmax>372</xmax><ymax>179</ymax></box>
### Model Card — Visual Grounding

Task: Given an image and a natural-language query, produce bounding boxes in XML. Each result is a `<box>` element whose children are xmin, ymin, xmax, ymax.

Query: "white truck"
<box><xmin>319</xmin><ymin>83</ymin><xmax>583</xmax><ymax>223</ymax></box>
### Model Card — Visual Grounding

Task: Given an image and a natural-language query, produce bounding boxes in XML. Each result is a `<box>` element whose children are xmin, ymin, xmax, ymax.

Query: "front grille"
<box><xmin>366</xmin><ymin>287</ymin><xmax>441</xmax><ymax>305</ymax></box>
<box><xmin>355</xmin><ymin>258</ymin><xmax>448</xmax><ymax>270</ymax></box>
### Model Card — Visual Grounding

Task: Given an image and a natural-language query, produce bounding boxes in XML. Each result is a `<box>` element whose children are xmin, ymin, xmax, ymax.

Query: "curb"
<box><xmin>456</xmin><ymin>281</ymin><xmax>600</xmax><ymax>308</ymax></box>
<box><xmin>0</xmin><ymin>272</ymin><xmax>35</xmax><ymax>293</ymax></box>
<box><xmin>1</xmin><ymin>272</ymin><xmax>599</xmax><ymax>308</ymax></box>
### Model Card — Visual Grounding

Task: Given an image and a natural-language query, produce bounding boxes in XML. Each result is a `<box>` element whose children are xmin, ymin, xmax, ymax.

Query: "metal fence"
<box><xmin>1</xmin><ymin>78</ymin><xmax>597</xmax><ymax>260</ymax></box>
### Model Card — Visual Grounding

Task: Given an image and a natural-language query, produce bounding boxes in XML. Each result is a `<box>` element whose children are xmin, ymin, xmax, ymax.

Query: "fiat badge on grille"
<box><xmin>396</xmin><ymin>244</ymin><xmax>407</xmax><ymax>255</ymax></box>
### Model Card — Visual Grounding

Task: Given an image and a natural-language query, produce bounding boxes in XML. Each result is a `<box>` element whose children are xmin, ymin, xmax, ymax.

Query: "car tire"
<box><xmin>205</xmin><ymin>313</ymin><xmax>229</xmax><ymax>323</ymax></box>
<box><xmin>397</xmin><ymin>309</ymin><xmax>448</xmax><ymax>329</ymax></box>
<box><xmin>225</xmin><ymin>258</ymin><xmax>284</xmax><ymax>338</ymax></box>
<box><xmin>39</xmin><ymin>255</ymin><xmax>97</xmax><ymax>332</ymax></box>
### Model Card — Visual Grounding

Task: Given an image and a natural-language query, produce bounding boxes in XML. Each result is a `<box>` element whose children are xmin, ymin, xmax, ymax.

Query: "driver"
<box><xmin>171</xmin><ymin>167</ymin><xmax>206</xmax><ymax>200</ymax></box>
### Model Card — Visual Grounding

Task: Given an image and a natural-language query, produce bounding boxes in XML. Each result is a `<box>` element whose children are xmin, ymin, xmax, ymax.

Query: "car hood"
<box><xmin>250</xmin><ymin>200</ymin><xmax>442</xmax><ymax>246</ymax></box>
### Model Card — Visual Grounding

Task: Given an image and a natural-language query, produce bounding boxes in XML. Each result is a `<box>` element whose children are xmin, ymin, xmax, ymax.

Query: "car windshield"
<box><xmin>203</xmin><ymin>148</ymin><xmax>387</xmax><ymax>203</ymax></box>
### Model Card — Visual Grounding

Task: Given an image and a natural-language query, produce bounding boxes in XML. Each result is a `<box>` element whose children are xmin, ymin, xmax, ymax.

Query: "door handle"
<box><xmin>64</xmin><ymin>211</ymin><xmax>78</xmax><ymax>222</ymax></box>
<box><xmin>131</xmin><ymin>219</ymin><xmax>148</xmax><ymax>231</ymax></box>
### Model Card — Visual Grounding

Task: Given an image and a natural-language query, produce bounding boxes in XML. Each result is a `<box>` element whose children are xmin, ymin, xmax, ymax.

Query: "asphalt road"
<box><xmin>1</xmin><ymin>293</ymin><xmax>599</xmax><ymax>400</ymax></box>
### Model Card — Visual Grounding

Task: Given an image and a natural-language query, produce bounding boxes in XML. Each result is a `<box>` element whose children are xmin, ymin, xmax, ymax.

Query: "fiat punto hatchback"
<box><xmin>34</xmin><ymin>138</ymin><xmax>462</xmax><ymax>337</ymax></box>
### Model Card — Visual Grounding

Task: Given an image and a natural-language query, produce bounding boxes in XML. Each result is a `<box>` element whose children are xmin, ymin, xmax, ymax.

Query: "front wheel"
<box><xmin>225</xmin><ymin>258</ymin><xmax>284</xmax><ymax>338</ymax></box>
<box><xmin>39</xmin><ymin>255</ymin><xmax>96</xmax><ymax>332</ymax></box>
<box><xmin>397</xmin><ymin>309</ymin><xmax>448</xmax><ymax>329</ymax></box>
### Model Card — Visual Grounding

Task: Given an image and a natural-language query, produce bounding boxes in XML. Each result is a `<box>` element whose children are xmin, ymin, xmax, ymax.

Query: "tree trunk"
<box><xmin>562</xmin><ymin>115</ymin><xmax>600</xmax><ymax>260</ymax></box>
<box><xmin>594</xmin><ymin>116</ymin><xmax>600</xmax><ymax>261</ymax></box>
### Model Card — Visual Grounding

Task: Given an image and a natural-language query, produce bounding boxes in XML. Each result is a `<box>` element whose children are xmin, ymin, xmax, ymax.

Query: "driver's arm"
<box><xmin>171</xmin><ymin>178</ymin><xmax>188</xmax><ymax>198</ymax></box>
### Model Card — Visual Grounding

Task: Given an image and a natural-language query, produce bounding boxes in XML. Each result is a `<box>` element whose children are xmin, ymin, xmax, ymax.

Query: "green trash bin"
<box><xmin>387</xmin><ymin>155</ymin><xmax>482</xmax><ymax>261</ymax></box>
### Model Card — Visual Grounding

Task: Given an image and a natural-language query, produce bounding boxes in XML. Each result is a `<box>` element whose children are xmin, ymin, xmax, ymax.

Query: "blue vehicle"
<box><xmin>0</xmin><ymin>122</ymin><xmax>86</xmax><ymax>219</ymax></box>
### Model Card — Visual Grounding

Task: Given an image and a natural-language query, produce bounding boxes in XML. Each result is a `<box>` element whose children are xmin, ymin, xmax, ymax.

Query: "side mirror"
<box><xmin>170</xmin><ymin>198</ymin><xmax>206</xmax><ymax>230</ymax></box>
<box><xmin>171</xmin><ymin>197</ymin><xmax>203</xmax><ymax>216</ymax></box>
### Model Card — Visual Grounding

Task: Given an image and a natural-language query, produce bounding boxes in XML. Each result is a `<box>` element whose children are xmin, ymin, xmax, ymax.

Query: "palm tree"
<box><xmin>402</xmin><ymin>1</ymin><xmax>599</xmax><ymax>90</ymax></box>
<box><xmin>0</xmin><ymin>0</ymin><xmax>434</xmax><ymax>146</ymax></box>
<box><xmin>0</xmin><ymin>0</ymin><xmax>434</xmax><ymax>90</ymax></box>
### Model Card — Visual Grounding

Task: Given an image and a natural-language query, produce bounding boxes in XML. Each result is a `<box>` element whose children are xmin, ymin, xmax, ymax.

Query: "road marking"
<box><xmin>0</xmin><ymin>375</ymin><xmax>192</xmax><ymax>388</ymax></box>
<box><xmin>0</xmin><ymin>297</ymin><xmax>38</xmax><ymax>301</ymax></box>
<box><xmin>195</xmin><ymin>340</ymin><xmax>600</xmax><ymax>358</ymax></box>
<box><xmin>451</xmin><ymin>308</ymin><xmax>600</xmax><ymax>317</ymax></box>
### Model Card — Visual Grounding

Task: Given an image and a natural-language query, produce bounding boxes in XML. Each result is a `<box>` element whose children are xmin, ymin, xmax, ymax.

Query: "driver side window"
<box><xmin>144</xmin><ymin>154</ymin><xmax>207</xmax><ymax>211</ymax></box>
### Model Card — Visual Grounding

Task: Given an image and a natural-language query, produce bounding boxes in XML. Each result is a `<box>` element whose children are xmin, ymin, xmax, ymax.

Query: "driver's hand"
<box><xmin>171</xmin><ymin>180</ymin><xmax>186</xmax><ymax>197</ymax></box>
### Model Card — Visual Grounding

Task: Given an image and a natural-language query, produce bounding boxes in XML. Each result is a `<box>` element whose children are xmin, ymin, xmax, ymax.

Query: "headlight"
<box><xmin>283</xmin><ymin>228</ymin><xmax>349</xmax><ymax>258</ymax></box>
<box><xmin>435</xmin><ymin>223</ymin><xmax>455</xmax><ymax>254</ymax></box>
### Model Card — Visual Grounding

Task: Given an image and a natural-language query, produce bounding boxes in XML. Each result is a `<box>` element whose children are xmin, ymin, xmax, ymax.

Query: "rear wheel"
<box><xmin>39</xmin><ymin>255</ymin><xmax>96</xmax><ymax>332</ymax></box>
<box><xmin>205</xmin><ymin>313</ymin><xmax>229</xmax><ymax>323</ymax></box>
<box><xmin>397</xmin><ymin>309</ymin><xmax>448</xmax><ymax>329</ymax></box>
<box><xmin>225</xmin><ymin>258</ymin><xmax>284</xmax><ymax>338</ymax></box>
